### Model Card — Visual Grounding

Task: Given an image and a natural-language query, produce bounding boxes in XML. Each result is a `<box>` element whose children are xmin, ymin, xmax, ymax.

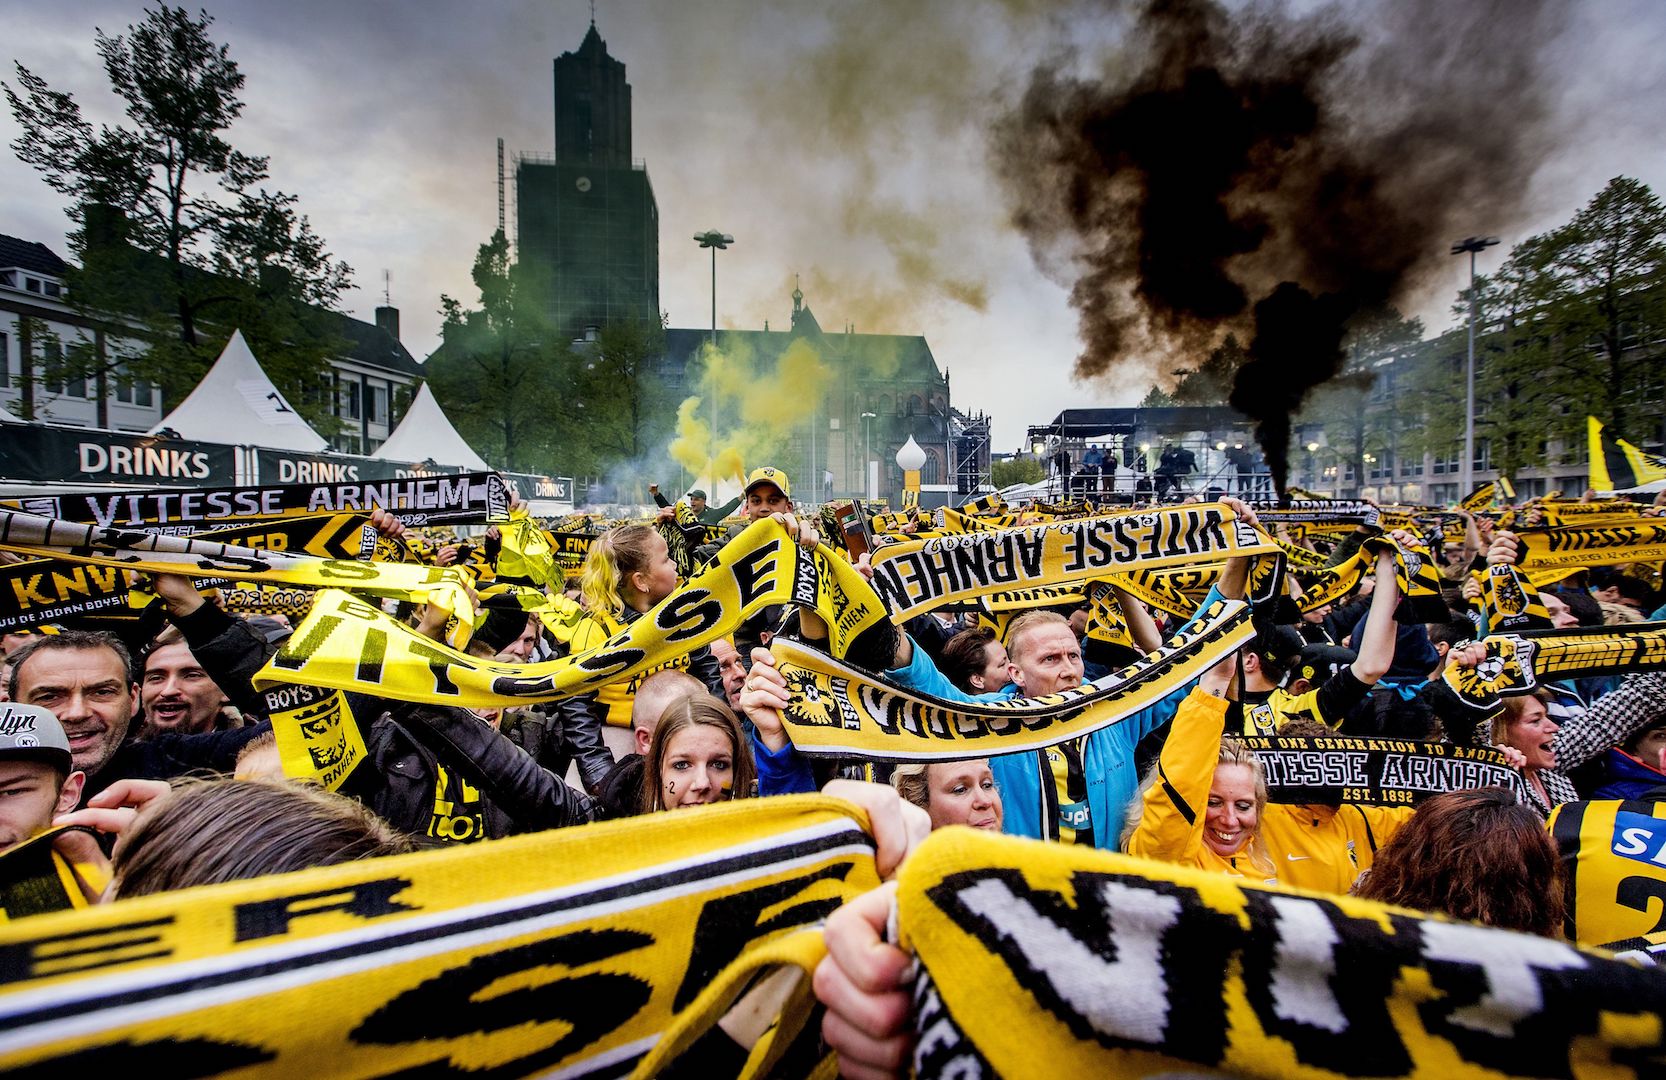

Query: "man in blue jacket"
<box><xmin>745</xmin><ymin>498</ymin><xmax>1262</xmax><ymax>848</ymax></box>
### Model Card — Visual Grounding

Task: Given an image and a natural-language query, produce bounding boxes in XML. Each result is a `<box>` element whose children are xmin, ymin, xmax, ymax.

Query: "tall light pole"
<box><xmin>861</xmin><ymin>411</ymin><xmax>877</xmax><ymax>500</ymax></box>
<box><xmin>694</xmin><ymin>230</ymin><xmax>733</xmax><ymax>459</ymax></box>
<box><xmin>1452</xmin><ymin>235</ymin><xmax>1499</xmax><ymax>496</ymax></box>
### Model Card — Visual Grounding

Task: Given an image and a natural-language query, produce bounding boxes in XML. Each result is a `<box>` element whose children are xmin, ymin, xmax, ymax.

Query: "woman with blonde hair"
<box><xmin>558</xmin><ymin>524</ymin><xmax>724</xmax><ymax>791</ymax></box>
<box><xmin>890</xmin><ymin>760</ymin><xmax>1003</xmax><ymax>832</ymax></box>
<box><xmin>1124</xmin><ymin>684</ymin><xmax>1279</xmax><ymax>882</ymax></box>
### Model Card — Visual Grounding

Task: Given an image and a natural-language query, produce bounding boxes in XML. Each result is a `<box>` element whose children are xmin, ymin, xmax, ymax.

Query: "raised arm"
<box><xmin>1350</xmin><ymin>536</ymin><xmax>1407</xmax><ymax>685</ymax></box>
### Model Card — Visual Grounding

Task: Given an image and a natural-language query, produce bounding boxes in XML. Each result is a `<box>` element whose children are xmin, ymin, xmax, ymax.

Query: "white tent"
<box><xmin>150</xmin><ymin>330</ymin><xmax>328</xmax><ymax>452</ymax></box>
<box><xmin>373</xmin><ymin>382</ymin><xmax>491</xmax><ymax>471</ymax></box>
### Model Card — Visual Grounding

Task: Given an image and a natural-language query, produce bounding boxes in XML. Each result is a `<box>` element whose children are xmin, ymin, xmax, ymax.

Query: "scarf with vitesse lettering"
<box><xmin>1248</xmin><ymin>499</ymin><xmax>1380</xmax><ymax>526</ymax></box>
<box><xmin>768</xmin><ymin>599</ymin><xmax>1253</xmax><ymax>760</ymax></box>
<box><xmin>0</xmin><ymin>512</ymin><xmax>377</xmax><ymax>631</ymax></box>
<box><xmin>0</xmin><ymin>510</ymin><xmax>479</xmax><ymax>646</ymax></box>
<box><xmin>3</xmin><ymin>471</ymin><xmax>511</xmax><ymax>530</ymax></box>
<box><xmin>0</xmin><ymin>796</ymin><xmax>878</xmax><ymax>1079</ymax></box>
<box><xmin>869</xmin><ymin>504</ymin><xmax>1279</xmax><ymax>622</ymax></box>
<box><xmin>1514</xmin><ymin>520</ymin><xmax>1666</xmax><ymax>572</ymax></box>
<box><xmin>255</xmin><ymin>519</ymin><xmax>888</xmax><ymax>709</ymax></box>
<box><xmin>899</xmin><ymin>829</ymin><xmax>1666</xmax><ymax>1080</ymax></box>
<box><xmin>1522</xmin><ymin>497</ymin><xmax>1650</xmax><ymax>528</ymax></box>
<box><xmin>1444</xmin><ymin>623</ymin><xmax>1666</xmax><ymax>714</ymax></box>
<box><xmin>1272</xmin><ymin>537</ymin><xmax>1334</xmax><ymax>569</ymax></box>
<box><xmin>1235</xmin><ymin>736</ymin><xmax>1523</xmax><ymax>805</ymax></box>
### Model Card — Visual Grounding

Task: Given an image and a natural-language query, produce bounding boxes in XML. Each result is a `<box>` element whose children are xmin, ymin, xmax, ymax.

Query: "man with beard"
<box><xmin>7</xmin><ymin>631</ymin><xmax>266</xmax><ymax>805</ymax></box>
<box><xmin>139</xmin><ymin>634</ymin><xmax>230</xmax><ymax>734</ymax></box>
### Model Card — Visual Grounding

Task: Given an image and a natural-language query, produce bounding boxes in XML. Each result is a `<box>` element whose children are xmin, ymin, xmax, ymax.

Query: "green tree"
<box><xmin>1300</xmin><ymin>308</ymin><xmax>1422</xmax><ymax>497</ymax></box>
<box><xmin>991</xmin><ymin>456</ymin><xmax>1043</xmax><ymax>488</ymax></box>
<box><xmin>566</xmin><ymin>319</ymin><xmax>673</xmax><ymax>501</ymax></box>
<box><xmin>1137</xmin><ymin>384</ymin><xmax>1176</xmax><ymax>407</ymax></box>
<box><xmin>1554</xmin><ymin>176</ymin><xmax>1666</xmax><ymax>437</ymax></box>
<box><xmin>1172</xmin><ymin>334</ymin><xmax>1245</xmax><ymax>406</ymax></box>
<box><xmin>426</xmin><ymin>230</ymin><xmax>570</xmax><ymax>473</ymax></box>
<box><xmin>4</xmin><ymin>5</ymin><xmax>351</xmax><ymax>426</ymax></box>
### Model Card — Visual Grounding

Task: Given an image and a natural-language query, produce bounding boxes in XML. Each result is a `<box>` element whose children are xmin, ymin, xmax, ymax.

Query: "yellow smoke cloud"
<box><xmin>666</xmin><ymin>338</ymin><xmax>835</xmax><ymax>489</ymax></box>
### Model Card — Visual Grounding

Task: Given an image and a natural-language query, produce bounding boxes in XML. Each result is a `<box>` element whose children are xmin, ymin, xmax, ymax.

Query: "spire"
<box><xmin>791</xmin><ymin>273</ymin><xmax>803</xmax><ymax>317</ymax></box>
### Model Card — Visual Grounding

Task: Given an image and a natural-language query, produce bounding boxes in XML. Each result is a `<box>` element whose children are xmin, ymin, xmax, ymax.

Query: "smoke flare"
<box><xmin>994</xmin><ymin>0</ymin><xmax>1564</xmax><ymax>493</ymax></box>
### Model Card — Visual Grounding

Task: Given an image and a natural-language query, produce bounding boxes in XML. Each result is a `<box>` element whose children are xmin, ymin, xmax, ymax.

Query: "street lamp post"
<box><xmin>694</xmin><ymin>230</ymin><xmax>734</xmax><ymax>457</ymax></box>
<box><xmin>1451</xmin><ymin>235</ymin><xmax>1499</xmax><ymax>497</ymax></box>
<box><xmin>861</xmin><ymin>411</ymin><xmax>877</xmax><ymax>500</ymax></box>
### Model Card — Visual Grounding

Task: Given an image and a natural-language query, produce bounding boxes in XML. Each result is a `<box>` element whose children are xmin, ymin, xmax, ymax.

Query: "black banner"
<box><xmin>253</xmin><ymin>448</ymin><xmax>478</xmax><ymax>486</ymax></box>
<box><xmin>0</xmin><ymin>426</ymin><xmax>236</xmax><ymax>487</ymax></box>
<box><xmin>1236</xmin><ymin>735</ymin><xmax>1524</xmax><ymax>806</ymax></box>
<box><xmin>505</xmin><ymin>472</ymin><xmax>573</xmax><ymax>505</ymax></box>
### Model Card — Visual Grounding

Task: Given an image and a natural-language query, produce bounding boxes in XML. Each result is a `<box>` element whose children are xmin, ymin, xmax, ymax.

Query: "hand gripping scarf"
<box><xmin>0</xmin><ymin>795</ymin><xmax>879</xmax><ymax>1079</ymax></box>
<box><xmin>253</xmin><ymin>519</ymin><xmax>889</xmax><ymax>710</ymax></box>
<box><xmin>1443</xmin><ymin>623</ymin><xmax>1666</xmax><ymax>714</ymax></box>
<box><xmin>898</xmin><ymin>828</ymin><xmax>1666</xmax><ymax>1080</ymax></box>
<box><xmin>0</xmin><ymin>510</ymin><xmax>478</xmax><ymax>646</ymax></box>
<box><xmin>767</xmin><ymin>598</ymin><xmax>1255</xmax><ymax>760</ymax></box>
<box><xmin>0</xmin><ymin>513</ymin><xmax>378</xmax><ymax>631</ymax></box>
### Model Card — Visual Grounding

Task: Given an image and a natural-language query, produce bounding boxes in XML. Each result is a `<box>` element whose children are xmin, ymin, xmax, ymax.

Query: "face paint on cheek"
<box><xmin>718</xmin><ymin>778</ymin><xmax>734</xmax><ymax>800</ymax></box>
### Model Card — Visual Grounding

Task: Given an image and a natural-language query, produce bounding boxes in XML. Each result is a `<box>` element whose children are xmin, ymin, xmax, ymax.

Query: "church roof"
<box><xmin>662</xmin><ymin>301</ymin><xmax>944</xmax><ymax>385</ymax></box>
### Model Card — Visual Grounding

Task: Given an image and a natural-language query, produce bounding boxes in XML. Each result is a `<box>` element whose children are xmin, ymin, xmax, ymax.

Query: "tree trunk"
<box><xmin>17</xmin><ymin>318</ymin><xmax>35</xmax><ymax>420</ymax></box>
<box><xmin>94</xmin><ymin>328</ymin><xmax>109</xmax><ymax>429</ymax></box>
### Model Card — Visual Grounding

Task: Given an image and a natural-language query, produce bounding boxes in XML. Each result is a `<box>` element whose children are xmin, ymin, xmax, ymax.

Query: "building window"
<box><xmin>1429</xmin><ymin>483</ymin><xmax>1459</xmax><ymax>505</ymax></box>
<box><xmin>368</xmin><ymin>382</ymin><xmax>389</xmax><ymax>426</ymax></box>
<box><xmin>1474</xmin><ymin>439</ymin><xmax>1490</xmax><ymax>472</ymax></box>
<box><xmin>25</xmin><ymin>277</ymin><xmax>41</xmax><ymax>294</ymax></box>
<box><xmin>0</xmin><ymin>331</ymin><xmax>8</xmax><ymax>388</ymax></box>
<box><xmin>1557</xmin><ymin>476</ymin><xmax>1587</xmax><ymax>495</ymax></box>
<box><xmin>1432</xmin><ymin>447</ymin><xmax>1461</xmax><ymax>475</ymax></box>
<box><xmin>1400</xmin><ymin>453</ymin><xmax>1423</xmax><ymax>477</ymax></box>
<box><xmin>338</xmin><ymin>377</ymin><xmax>361</xmax><ymax>420</ymax></box>
<box><xmin>40</xmin><ymin>337</ymin><xmax>62</xmax><ymax>393</ymax></box>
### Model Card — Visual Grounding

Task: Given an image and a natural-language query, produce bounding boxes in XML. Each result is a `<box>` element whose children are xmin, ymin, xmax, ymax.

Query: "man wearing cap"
<box><xmin>0</xmin><ymin>703</ymin><xmax>84</xmax><ymax>853</ymax></box>
<box><xmin>740</xmin><ymin>467</ymin><xmax>793</xmax><ymax>520</ymax></box>
<box><xmin>7</xmin><ymin>630</ymin><xmax>268</xmax><ymax>806</ymax></box>
<box><xmin>687</xmin><ymin>488</ymin><xmax>740</xmax><ymax>525</ymax></box>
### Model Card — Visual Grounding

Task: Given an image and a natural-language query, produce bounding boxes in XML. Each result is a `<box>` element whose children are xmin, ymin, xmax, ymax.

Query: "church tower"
<box><xmin>515</xmin><ymin>20</ymin><xmax>660</xmax><ymax>341</ymax></box>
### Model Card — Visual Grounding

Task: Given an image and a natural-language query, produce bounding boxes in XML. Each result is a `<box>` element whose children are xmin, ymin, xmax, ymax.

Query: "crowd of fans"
<box><xmin>2</xmin><ymin>465</ymin><xmax>1665</xmax><ymax>1076</ymax></box>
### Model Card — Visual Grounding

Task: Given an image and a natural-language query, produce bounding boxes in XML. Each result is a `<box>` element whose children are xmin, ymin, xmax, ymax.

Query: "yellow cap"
<box><xmin>743</xmin><ymin>466</ymin><xmax>791</xmax><ymax>499</ymax></box>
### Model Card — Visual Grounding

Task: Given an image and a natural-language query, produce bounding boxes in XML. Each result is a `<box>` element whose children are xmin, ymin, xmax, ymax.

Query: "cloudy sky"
<box><xmin>5</xmin><ymin>0</ymin><xmax>1664</xmax><ymax>449</ymax></box>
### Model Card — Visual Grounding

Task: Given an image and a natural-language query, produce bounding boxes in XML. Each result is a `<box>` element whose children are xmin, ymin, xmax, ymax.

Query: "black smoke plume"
<box><xmin>994</xmin><ymin>0</ymin><xmax>1562</xmax><ymax>494</ymax></box>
